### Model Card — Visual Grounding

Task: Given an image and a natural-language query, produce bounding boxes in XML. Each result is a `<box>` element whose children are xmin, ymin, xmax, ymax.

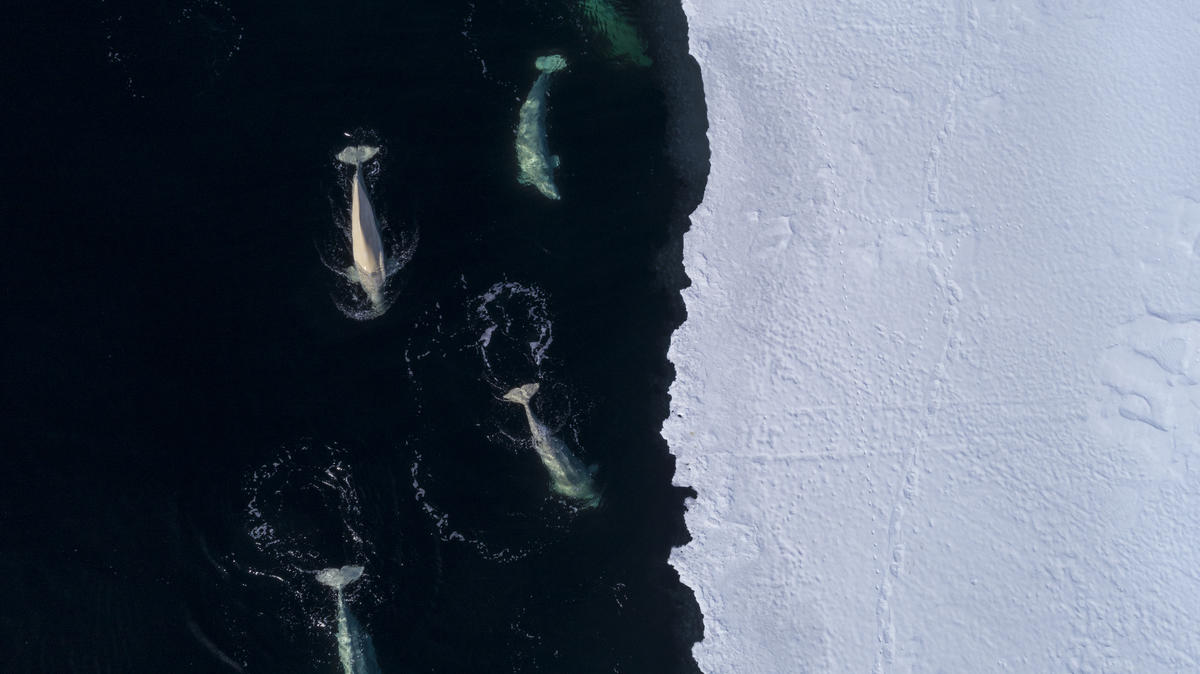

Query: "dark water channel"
<box><xmin>2</xmin><ymin>0</ymin><xmax>708</xmax><ymax>671</ymax></box>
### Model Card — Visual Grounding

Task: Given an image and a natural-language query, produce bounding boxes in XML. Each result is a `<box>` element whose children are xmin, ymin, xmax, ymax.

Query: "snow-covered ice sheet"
<box><xmin>666</xmin><ymin>1</ymin><xmax>1200</xmax><ymax>671</ymax></box>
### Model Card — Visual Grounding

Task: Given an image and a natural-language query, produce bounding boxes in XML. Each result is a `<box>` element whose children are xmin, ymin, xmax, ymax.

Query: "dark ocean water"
<box><xmin>3</xmin><ymin>0</ymin><xmax>708</xmax><ymax>671</ymax></box>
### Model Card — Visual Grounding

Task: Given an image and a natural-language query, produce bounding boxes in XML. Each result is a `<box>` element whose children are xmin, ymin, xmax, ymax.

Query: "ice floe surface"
<box><xmin>667</xmin><ymin>1</ymin><xmax>1200</xmax><ymax>670</ymax></box>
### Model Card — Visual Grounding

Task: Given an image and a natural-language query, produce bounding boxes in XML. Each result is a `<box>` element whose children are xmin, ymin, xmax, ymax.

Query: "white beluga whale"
<box><xmin>503</xmin><ymin>383</ymin><xmax>600</xmax><ymax>508</ymax></box>
<box><xmin>337</xmin><ymin>145</ymin><xmax>388</xmax><ymax>314</ymax></box>
<box><xmin>316</xmin><ymin>565</ymin><xmax>380</xmax><ymax>674</ymax></box>
<box><xmin>516</xmin><ymin>55</ymin><xmax>568</xmax><ymax>200</ymax></box>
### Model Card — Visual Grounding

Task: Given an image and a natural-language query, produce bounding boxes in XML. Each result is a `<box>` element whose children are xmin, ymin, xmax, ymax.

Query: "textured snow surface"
<box><xmin>666</xmin><ymin>1</ymin><xmax>1200</xmax><ymax>671</ymax></box>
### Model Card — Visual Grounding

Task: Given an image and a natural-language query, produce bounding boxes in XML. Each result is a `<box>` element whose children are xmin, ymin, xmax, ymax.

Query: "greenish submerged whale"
<box><xmin>337</xmin><ymin>145</ymin><xmax>387</xmax><ymax>314</ymax></box>
<box><xmin>316</xmin><ymin>565</ymin><xmax>380</xmax><ymax>674</ymax></box>
<box><xmin>503</xmin><ymin>383</ymin><xmax>600</xmax><ymax>508</ymax></box>
<box><xmin>516</xmin><ymin>55</ymin><xmax>567</xmax><ymax>200</ymax></box>
<box><xmin>580</xmin><ymin>0</ymin><xmax>651</xmax><ymax>67</ymax></box>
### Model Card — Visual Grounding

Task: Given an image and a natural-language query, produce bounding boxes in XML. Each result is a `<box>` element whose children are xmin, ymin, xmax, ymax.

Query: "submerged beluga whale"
<box><xmin>580</xmin><ymin>0</ymin><xmax>652</xmax><ymax>67</ymax></box>
<box><xmin>516</xmin><ymin>55</ymin><xmax>567</xmax><ymax>200</ymax></box>
<box><xmin>337</xmin><ymin>145</ymin><xmax>388</xmax><ymax>314</ymax></box>
<box><xmin>316</xmin><ymin>565</ymin><xmax>380</xmax><ymax>674</ymax></box>
<box><xmin>503</xmin><ymin>383</ymin><xmax>600</xmax><ymax>509</ymax></box>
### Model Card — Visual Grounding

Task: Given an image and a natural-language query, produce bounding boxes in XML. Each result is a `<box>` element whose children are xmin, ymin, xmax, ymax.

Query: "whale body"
<box><xmin>580</xmin><ymin>0</ymin><xmax>651</xmax><ymax>67</ymax></box>
<box><xmin>516</xmin><ymin>55</ymin><xmax>567</xmax><ymax>200</ymax></box>
<box><xmin>337</xmin><ymin>145</ymin><xmax>387</xmax><ymax>312</ymax></box>
<box><xmin>503</xmin><ymin>383</ymin><xmax>600</xmax><ymax>508</ymax></box>
<box><xmin>316</xmin><ymin>565</ymin><xmax>380</xmax><ymax>674</ymax></box>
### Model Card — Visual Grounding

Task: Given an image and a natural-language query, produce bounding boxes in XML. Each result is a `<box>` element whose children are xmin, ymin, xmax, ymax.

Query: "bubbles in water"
<box><xmin>409</xmin><ymin>447</ymin><xmax>573</xmax><ymax>563</ymax></box>
<box><xmin>241</xmin><ymin>443</ymin><xmax>373</xmax><ymax>584</ymax></box>
<box><xmin>402</xmin><ymin>279</ymin><xmax>557</xmax><ymax>400</ymax></box>
<box><xmin>472</xmin><ymin>281</ymin><xmax>555</xmax><ymax>387</ymax></box>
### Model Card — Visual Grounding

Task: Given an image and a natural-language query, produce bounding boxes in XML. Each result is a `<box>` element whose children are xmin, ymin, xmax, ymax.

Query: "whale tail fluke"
<box><xmin>534</xmin><ymin>55</ymin><xmax>567</xmax><ymax>73</ymax></box>
<box><xmin>503</xmin><ymin>383</ymin><xmax>540</xmax><ymax>405</ymax></box>
<box><xmin>336</xmin><ymin>145</ymin><xmax>380</xmax><ymax>165</ymax></box>
<box><xmin>316</xmin><ymin>565</ymin><xmax>364</xmax><ymax>591</ymax></box>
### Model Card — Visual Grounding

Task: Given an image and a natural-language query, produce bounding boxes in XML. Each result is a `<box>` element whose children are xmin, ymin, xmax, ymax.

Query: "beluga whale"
<box><xmin>516</xmin><ymin>55</ymin><xmax>567</xmax><ymax>200</ymax></box>
<box><xmin>337</xmin><ymin>145</ymin><xmax>389</xmax><ymax>316</ymax></box>
<box><xmin>316</xmin><ymin>565</ymin><xmax>380</xmax><ymax>674</ymax></box>
<box><xmin>503</xmin><ymin>383</ymin><xmax>600</xmax><ymax>509</ymax></box>
<box><xmin>580</xmin><ymin>0</ymin><xmax>652</xmax><ymax>67</ymax></box>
